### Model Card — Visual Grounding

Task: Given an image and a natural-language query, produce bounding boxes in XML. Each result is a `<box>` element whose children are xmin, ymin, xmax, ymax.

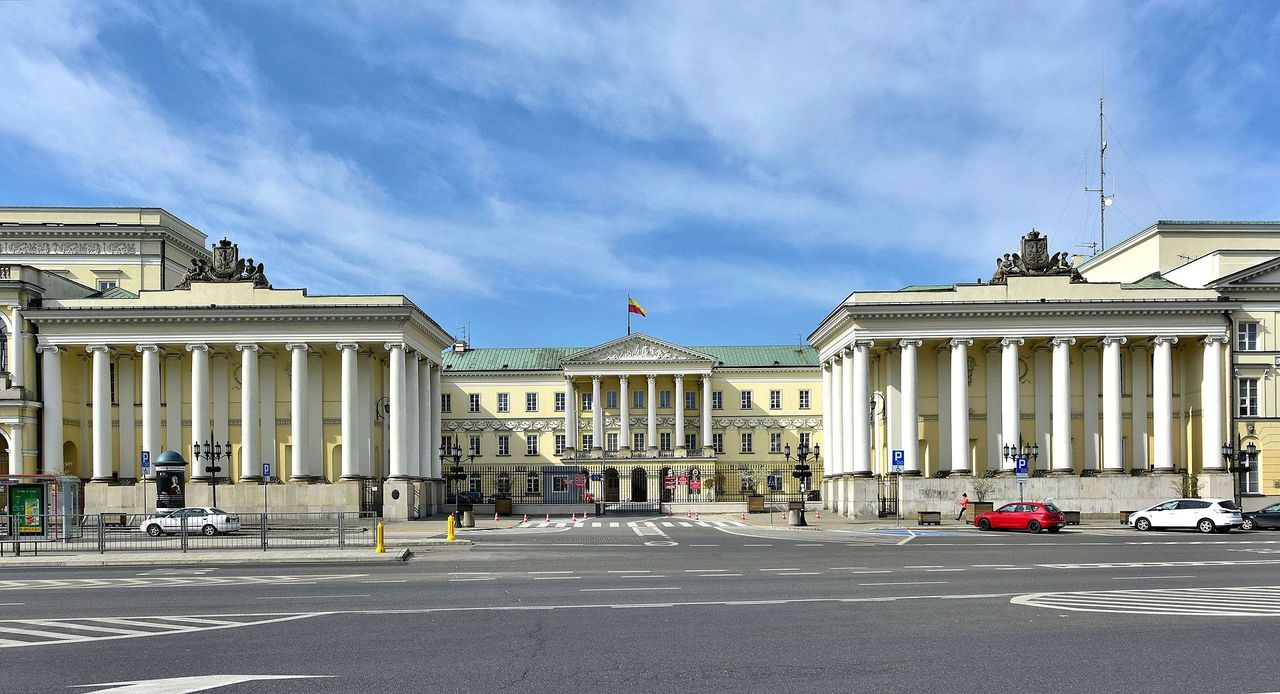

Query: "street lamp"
<box><xmin>1001</xmin><ymin>441</ymin><xmax>1039</xmax><ymax>501</ymax></box>
<box><xmin>1221</xmin><ymin>440</ymin><xmax>1256</xmax><ymax>508</ymax></box>
<box><xmin>439</xmin><ymin>443</ymin><xmax>476</xmax><ymax>512</ymax></box>
<box><xmin>784</xmin><ymin>442</ymin><xmax>820</xmax><ymax>527</ymax></box>
<box><xmin>192</xmin><ymin>439</ymin><xmax>232</xmax><ymax>508</ymax></box>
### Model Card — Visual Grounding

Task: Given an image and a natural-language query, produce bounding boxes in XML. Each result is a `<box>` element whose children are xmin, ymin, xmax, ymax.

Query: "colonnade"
<box><xmin>821</xmin><ymin>335</ymin><xmax>1227</xmax><ymax>479</ymax></box>
<box><xmin>563</xmin><ymin>372</ymin><xmax>714</xmax><ymax>456</ymax></box>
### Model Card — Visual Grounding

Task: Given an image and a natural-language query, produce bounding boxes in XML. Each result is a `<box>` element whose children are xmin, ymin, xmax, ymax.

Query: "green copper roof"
<box><xmin>442</xmin><ymin>344</ymin><xmax>818</xmax><ymax>371</ymax></box>
<box><xmin>1124</xmin><ymin>272</ymin><xmax>1185</xmax><ymax>289</ymax></box>
<box><xmin>97</xmin><ymin>286</ymin><xmax>138</xmax><ymax>299</ymax></box>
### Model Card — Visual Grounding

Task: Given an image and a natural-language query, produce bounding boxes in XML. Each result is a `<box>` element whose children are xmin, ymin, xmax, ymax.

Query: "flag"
<box><xmin>627</xmin><ymin>297</ymin><xmax>647</xmax><ymax>317</ymax></box>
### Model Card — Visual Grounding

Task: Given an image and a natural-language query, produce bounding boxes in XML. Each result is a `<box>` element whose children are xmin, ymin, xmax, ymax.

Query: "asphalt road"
<box><xmin>3</xmin><ymin>517</ymin><xmax>1279</xmax><ymax>693</ymax></box>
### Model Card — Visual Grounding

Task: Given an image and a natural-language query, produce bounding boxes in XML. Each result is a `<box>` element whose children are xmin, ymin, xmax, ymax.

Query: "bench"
<box><xmin>917</xmin><ymin>510</ymin><xmax>942</xmax><ymax>526</ymax></box>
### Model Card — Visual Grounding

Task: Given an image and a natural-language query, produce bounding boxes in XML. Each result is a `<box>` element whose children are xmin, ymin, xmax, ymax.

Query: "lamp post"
<box><xmin>439</xmin><ymin>443</ymin><xmax>476</xmax><ymax>513</ymax></box>
<box><xmin>1001</xmin><ymin>441</ymin><xmax>1039</xmax><ymax>501</ymax></box>
<box><xmin>1221</xmin><ymin>440</ymin><xmax>1256</xmax><ymax>508</ymax></box>
<box><xmin>192</xmin><ymin>439</ymin><xmax>232</xmax><ymax>508</ymax></box>
<box><xmin>784</xmin><ymin>442</ymin><xmax>820</xmax><ymax>527</ymax></box>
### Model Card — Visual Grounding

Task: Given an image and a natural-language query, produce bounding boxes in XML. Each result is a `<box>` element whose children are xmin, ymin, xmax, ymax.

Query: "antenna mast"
<box><xmin>1084</xmin><ymin>96</ymin><xmax>1109</xmax><ymax>252</ymax></box>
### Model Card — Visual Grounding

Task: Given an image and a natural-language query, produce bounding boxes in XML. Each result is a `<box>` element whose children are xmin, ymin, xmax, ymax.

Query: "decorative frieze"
<box><xmin>445</xmin><ymin>419</ymin><xmax>565</xmax><ymax>433</ymax></box>
<box><xmin>0</xmin><ymin>240</ymin><xmax>139</xmax><ymax>255</ymax></box>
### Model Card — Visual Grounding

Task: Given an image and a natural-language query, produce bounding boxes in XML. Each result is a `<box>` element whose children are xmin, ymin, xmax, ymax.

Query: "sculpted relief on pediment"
<box><xmin>596</xmin><ymin>342</ymin><xmax>688</xmax><ymax>362</ymax></box>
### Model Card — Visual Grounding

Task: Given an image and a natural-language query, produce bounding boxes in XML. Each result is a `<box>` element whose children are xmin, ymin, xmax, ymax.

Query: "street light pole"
<box><xmin>192</xmin><ymin>439</ymin><xmax>232</xmax><ymax>508</ymax></box>
<box><xmin>439</xmin><ymin>443</ymin><xmax>476</xmax><ymax>515</ymax></box>
<box><xmin>785</xmin><ymin>442</ymin><xmax>820</xmax><ymax>526</ymax></box>
<box><xmin>1221</xmin><ymin>439</ymin><xmax>1256</xmax><ymax>508</ymax></box>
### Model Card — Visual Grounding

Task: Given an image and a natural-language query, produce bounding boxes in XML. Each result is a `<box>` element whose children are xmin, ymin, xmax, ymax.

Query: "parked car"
<box><xmin>139</xmin><ymin>507</ymin><xmax>240</xmax><ymax>537</ymax></box>
<box><xmin>1242</xmin><ymin>502</ymin><xmax>1280</xmax><ymax>531</ymax></box>
<box><xmin>1127</xmin><ymin>498</ymin><xmax>1242</xmax><ymax>533</ymax></box>
<box><xmin>974</xmin><ymin>502</ymin><xmax>1066</xmax><ymax>533</ymax></box>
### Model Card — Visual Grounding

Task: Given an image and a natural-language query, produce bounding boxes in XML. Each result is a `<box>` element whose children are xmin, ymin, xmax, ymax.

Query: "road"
<box><xmin>2</xmin><ymin>516</ymin><xmax>1279</xmax><ymax>693</ymax></box>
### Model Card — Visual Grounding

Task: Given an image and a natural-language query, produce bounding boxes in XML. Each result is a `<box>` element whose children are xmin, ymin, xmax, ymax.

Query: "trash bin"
<box><xmin>460</xmin><ymin>510</ymin><xmax>475</xmax><ymax>528</ymax></box>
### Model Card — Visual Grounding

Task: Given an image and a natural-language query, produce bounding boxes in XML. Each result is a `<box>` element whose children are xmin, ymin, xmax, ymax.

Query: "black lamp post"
<box><xmin>439</xmin><ymin>443</ymin><xmax>476</xmax><ymax>512</ymax></box>
<box><xmin>1221</xmin><ymin>440</ymin><xmax>1256</xmax><ymax>508</ymax></box>
<box><xmin>192</xmin><ymin>439</ymin><xmax>232</xmax><ymax>508</ymax></box>
<box><xmin>784</xmin><ymin>442</ymin><xmax>820</xmax><ymax>527</ymax></box>
<box><xmin>1002</xmin><ymin>441</ymin><xmax>1039</xmax><ymax>501</ymax></box>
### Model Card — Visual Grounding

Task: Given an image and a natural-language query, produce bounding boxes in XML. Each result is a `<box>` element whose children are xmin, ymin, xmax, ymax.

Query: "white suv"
<box><xmin>1127</xmin><ymin>498</ymin><xmax>1243</xmax><ymax>533</ymax></box>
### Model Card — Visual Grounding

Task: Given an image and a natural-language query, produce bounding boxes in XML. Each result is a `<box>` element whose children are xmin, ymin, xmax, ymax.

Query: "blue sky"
<box><xmin>2</xmin><ymin>2</ymin><xmax>1279</xmax><ymax>348</ymax></box>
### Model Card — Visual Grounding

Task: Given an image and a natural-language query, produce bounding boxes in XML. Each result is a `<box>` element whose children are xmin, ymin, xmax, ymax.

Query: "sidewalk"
<box><xmin>0</xmin><ymin>547</ymin><xmax>413</xmax><ymax>568</ymax></box>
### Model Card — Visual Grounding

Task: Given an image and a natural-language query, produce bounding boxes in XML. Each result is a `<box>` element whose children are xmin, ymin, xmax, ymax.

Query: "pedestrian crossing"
<box><xmin>1012</xmin><ymin>585</ymin><xmax>1280</xmax><ymax>616</ymax></box>
<box><xmin>0</xmin><ymin>574</ymin><xmax>366</xmax><ymax>592</ymax></box>
<box><xmin>515</xmin><ymin>519</ymin><xmax>750</xmax><ymax>530</ymax></box>
<box><xmin>0</xmin><ymin>611</ymin><xmax>319</xmax><ymax>648</ymax></box>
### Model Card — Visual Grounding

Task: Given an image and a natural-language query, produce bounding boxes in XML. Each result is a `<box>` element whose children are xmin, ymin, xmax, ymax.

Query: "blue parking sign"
<box><xmin>1015</xmin><ymin>456</ymin><xmax>1029</xmax><ymax>476</ymax></box>
<box><xmin>262</xmin><ymin>463</ymin><xmax>272</xmax><ymax>479</ymax></box>
<box><xmin>891</xmin><ymin>449</ymin><xmax>905</xmax><ymax>473</ymax></box>
<box><xmin>140</xmin><ymin>450</ymin><xmax>151</xmax><ymax>474</ymax></box>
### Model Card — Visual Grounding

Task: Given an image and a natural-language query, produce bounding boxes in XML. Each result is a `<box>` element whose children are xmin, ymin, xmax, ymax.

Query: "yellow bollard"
<box><xmin>375</xmin><ymin>520</ymin><xmax>385</xmax><ymax>553</ymax></box>
<box><xmin>446</xmin><ymin>512</ymin><xmax>456</xmax><ymax>542</ymax></box>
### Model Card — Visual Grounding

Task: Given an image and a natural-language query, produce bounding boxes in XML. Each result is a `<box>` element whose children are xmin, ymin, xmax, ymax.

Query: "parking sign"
<box><xmin>891</xmin><ymin>449</ymin><xmax>905</xmax><ymax>473</ymax></box>
<box><xmin>1015</xmin><ymin>456</ymin><xmax>1029</xmax><ymax>478</ymax></box>
<box><xmin>263</xmin><ymin>462</ymin><xmax>272</xmax><ymax>479</ymax></box>
<box><xmin>140</xmin><ymin>450</ymin><xmax>151</xmax><ymax>475</ymax></box>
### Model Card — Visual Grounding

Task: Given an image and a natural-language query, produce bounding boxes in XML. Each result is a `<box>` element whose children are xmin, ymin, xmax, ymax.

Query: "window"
<box><xmin>1239</xmin><ymin>378</ymin><xmax>1260</xmax><ymax>417</ymax></box>
<box><xmin>800</xmin><ymin>432</ymin><xmax>811</xmax><ymax>450</ymax></box>
<box><xmin>659</xmin><ymin>390</ymin><xmax>671</xmax><ymax>408</ymax></box>
<box><xmin>497</xmin><ymin>434</ymin><xmax>510</xmax><ymax>456</ymax></box>
<box><xmin>632</xmin><ymin>390</ymin><xmax>645</xmax><ymax>409</ymax></box>
<box><xmin>110</xmin><ymin>362</ymin><xmax>118</xmax><ymax>404</ymax></box>
<box><xmin>607</xmin><ymin>390</ymin><xmax>618</xmax><ymax>409</ymax></box>
<box><xmin>633</xmin><ymin>432</ymin><xmax>645</xmax><ymax>451</ymax></box>
<box><xmin>468</xmin><ymin>435</ymin><xmax>481</xmax><ymax>456</ymax></box>
<box><xmin>581</xmin><ymin>392</ymin><xmax>593</xmax><ymax>411</ymax></box>
<box><xmin>554</xmin><ymin>392</ymin><xmax>565</xmax><ymax>412</ymax></box>
<box><xmin>712</xmin><ymin>433</ymin><xmax>724</xmax><ymax>454</ymax></box>
<box><xmin>440</xmin><ymin>434</ymin><xmax>455</xmax><ymax>455</ymax></box>
<box><xmin>685</xmin><ymin>433</ymin><xmax>698</xmax><ymax>450</ymax></box>
<box><xmin>685</xmin><ymin>391</ymin><xmax>697</xmax><ymax>411</ymax></box>
<box><xmin>581</xmin><ymin>434</ymin><xmax>593</xmax><ymax>451</ymax></box>
<box><xmin>799</xmin><ymin>389</ymin><xmax>811</xmax><ymax>410</ymax></box>
<box><xmin>97</xmin><ymin>279</ymin><xmax>118</xmax><ymax>291</ymax></box>
<box><xmin>525</xmin><ymin>392</ymin><xmax>538</xmax><ymax>412</ymax></box>
<box><xmin>468</xmin><ymin>474</ymin><xmax>482</xmax><ymax>494</ymax></box>
<box><xmin>740</xmin><ymin>432</ymin><xmax>753</xmax><ymax>453</ymax></box>
<box><xmin>554</xmin><ymin>434</ymin><xmax>566</xmax><ymax>456</ymax></box>
<box><xmin>496</xmin><ymin>473</ymin><xmax>512</xmax><ymax>495</ymax></box>
<box><xmin>1238</xmin><ymin>321</ymin><xmax>1260</xmax><ymax>351</ymax></box>
<box><xmin>1243</xmin><ymin>456</ymin><xmax>1260</xmax><ymax>495</ymax></box>
<box><xmin>497</xmin><ymin>393</ymin><xmax>510</xmax><ymax>413</ymax></box>
<box><xmin>770</xmin><ymin>432</ymin><xmax>782</xmax><ymax>453</ymax></box>
<box><xmin>770</xmin><ymin>390</ymin><xmax>782</xmax><ymax>410</ymax></box>
<box><xmin>740</xmin><ymin>391</ymin><xmax>752</xmax><ymax>410</ymax></box>
<box><xmin>468</xmin><ymin>393</ymin><xmax>481</xmax><ymax>413</ymax></box>
<box><xmin>660</xmin><ymin>432</ymin><xmax>672</xmax><ymax>451</ymax></box>
<box><xmin>526</xmin><ymin>473</ymin><xmax>541</xmax><ymax>494</ymax></box>
<box><xmin>712</xmin><ymin>391</ymin><xmax>723</xmax><ymax>410</ymax></box>
<box><xmin>606</xmin><ymin>433</ymin><xmax>619</xmax><ymax>452</ymax></box>
<box><xmin>441</xmin><ymin>393</ymin><xmax>452</xmax><ymax>413</ymax></box>
<box><xmin>526</xmin><ymin>435</ymin><xmax>539</xmax><ymax>456</ymax></box>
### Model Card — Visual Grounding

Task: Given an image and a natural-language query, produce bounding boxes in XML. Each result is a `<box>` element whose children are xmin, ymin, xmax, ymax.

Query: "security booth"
<box><xmin>152</xmin><ymin>450</ymin><xmax>190</xmax><ymax>516</ymax></box>
<box><xmin>0</xmin><ymin>474</ymin><xmax>83</xmax><ymax>546</ymax></box>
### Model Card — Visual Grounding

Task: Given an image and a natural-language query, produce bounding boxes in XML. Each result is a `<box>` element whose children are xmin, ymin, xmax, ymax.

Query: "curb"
<box><xmin>0</xmin><ymin>548</ymin><xmax>412</xmax><ymax>568</ymax></box>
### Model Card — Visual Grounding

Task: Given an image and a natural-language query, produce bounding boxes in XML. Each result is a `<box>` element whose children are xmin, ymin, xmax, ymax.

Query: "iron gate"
<box><xmin>360</xmin><ymin>479</ymin><xmax>383</xmax><ymax>516</ymax></box>
<box><xmin>876</xmin><ymin>474</ymin><xmax>898</xmax><ymax>518</ymax></box>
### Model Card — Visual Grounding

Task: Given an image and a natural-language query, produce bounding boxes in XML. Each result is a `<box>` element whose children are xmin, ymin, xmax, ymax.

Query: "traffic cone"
<box><xmin>816</xmin><ymin>510</ymin><xmax>823</xmax><ymax>520</ymax></box>
<box><xmin>494</xmin><ymin>512</ymin><xmax>499</xmax><ymax>522</ymax></box>
<box><xmin>740</xmin><ymin>511</ymin><xmax>745</xmax><ymax>521</ymax></box>
<box><xmin>545</xmin><ymin>513</ymin><xmax>550</xmax><ymax>522</ymax></box>
<box><xmin>687</xmin><ymin>510</ymin><xmax>692</xmax><ymax>519</ymax></box>
<box><xmin>571</xmin><ymin>512</ymin><xmax>577</xmax><ymax>522</ymax></box>
<box><xmin>582</xmin><ymin>509</ymin><xmax>589</xmax><ymax>520</ymax></box>
<box><xmin>695</xmin><ymin>512</ymin><xmax>700</xmax><ymax>521</ymax></box>
<box><xmin>523</xmin><ymin>514</ymin><xmax>528</xmax><ymax>524</ymax></box>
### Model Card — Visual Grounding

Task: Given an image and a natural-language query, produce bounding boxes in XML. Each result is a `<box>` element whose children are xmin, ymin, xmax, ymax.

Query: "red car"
<box><xmin>974</xmin><ymin>502</ymin><xmax>1066</xmax><ymax>534</ymax></box>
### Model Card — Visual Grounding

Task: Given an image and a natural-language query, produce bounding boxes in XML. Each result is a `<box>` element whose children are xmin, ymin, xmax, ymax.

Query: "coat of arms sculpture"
<box><xmin>989</xmin><ymin>229</ymin><xmax>1084</xmax><ymax>284</ymax></box>
<box><xmin>176</xmin><ymin>238</ymin><xmax>271</xmax><ymax>289</ymax></box>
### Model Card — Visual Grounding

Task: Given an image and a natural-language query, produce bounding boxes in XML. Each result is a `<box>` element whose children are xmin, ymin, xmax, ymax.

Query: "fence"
<box><xmin>0</xmin><ymin>512</ymin><xmax>375</xmax><ymax>555</ymax></box>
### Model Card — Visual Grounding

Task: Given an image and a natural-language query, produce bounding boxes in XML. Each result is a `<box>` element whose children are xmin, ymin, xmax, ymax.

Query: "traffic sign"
<box><xmin>664</xmin><ymin>476</ymin><xmax>677</xmax><ymax>490</ymax></box>
<box><xmin>891</xmin><ymin>449</ymin><xmax>905</xmax><ymax>473</ymax></box>
<box><xmin>262</xmin><ymin>463</ymin><xmax>272</xmax><ymax>479</ymax></box>
<box><xmin>590</xmin><ymin>473</ymin><xmax>602</xmax><ymax>481</ymax></box>
<box><xmin>690</xmin><ymin>479</ymin><xmax>702</xmax><ymax>491</ymax></box>
<box><xmin>677</xmin><ymin>475</ymin><xmax>688</xmax><ymax>485</ymax></box>
<box><xmin>1015</xmin><ymin>456</ymin><xmax>1029</xmax><ymax>475</ymax></box>
<box><xmin>140</xmin><ymin>451</ymin><xmax>151</xmax><ymax>474</ymax></box>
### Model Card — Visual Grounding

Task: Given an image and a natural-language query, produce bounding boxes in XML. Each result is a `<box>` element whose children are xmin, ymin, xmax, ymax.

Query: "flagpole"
<box><xmin>627</xmin><ymin>297</ymin><xmax>631</xmax><ymax>335</ymax></box>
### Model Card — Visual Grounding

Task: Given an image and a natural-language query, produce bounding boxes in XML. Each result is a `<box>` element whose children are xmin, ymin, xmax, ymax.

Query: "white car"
<box><xmin>1127</xmin><ymin>498</ymin><xmax>1242</xmax><ymax>533</ymax></box>
<box><xmin>140</xmin><ymin>507</ymin><xmax>241</xmax><ymax>537</ymax></box>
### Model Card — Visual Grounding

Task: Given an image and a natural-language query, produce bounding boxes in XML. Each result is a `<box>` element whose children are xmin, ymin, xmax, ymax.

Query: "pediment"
<box><xmin>563</xmin><ymin>334</ymin><xmax>714</xmax><ymax>365</ymax></box>
<box><xmin>1211</xmin><ymin>257</ymin><xmax>1280</xmax><ymax>289</ymax></box>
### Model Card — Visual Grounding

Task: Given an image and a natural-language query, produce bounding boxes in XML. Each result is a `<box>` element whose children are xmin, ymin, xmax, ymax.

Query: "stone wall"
<box><xmin>87</xmin><ymin>480</ymin><xmax>362</xmax><ymax>516</ymax></box>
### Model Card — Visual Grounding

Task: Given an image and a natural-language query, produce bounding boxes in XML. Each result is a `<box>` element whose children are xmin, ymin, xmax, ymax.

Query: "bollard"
<box><xmin>375</xmin><ymin>520</ymin><xmax>385</xmax><ymax>554</ymax></box>
<box><xmin>447</xmin><ymin>512</ymin><xmax>456</xmax><ymax>542</ymax></box>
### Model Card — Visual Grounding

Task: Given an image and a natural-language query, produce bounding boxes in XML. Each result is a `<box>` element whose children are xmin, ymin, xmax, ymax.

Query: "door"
<box><xmin>1144</xmin><ymin>500</ymin><xmax>1178</xmax><ymax>528</ymax></box>
<box><xmin>1259</xmin><ymin>503</ymin><xmax>1280</xmax><ymax>529</ymax></box>
<box><xmin>660</xmin><ymin>467</ymin><xmax>673</xmax><ymax>503</ymax></box>
<box><xmin>630</xmin><ymin>468</ymin><xmax>648</xmax><ymax>502</ymax></box>
<box><xmin>1174</xmin><ymin>499</ymin><xmax>1211</xmax><ymax>528</ymax></box>
<box><xmin>604</xmin><ymin>469</ymin><xmax>620</xmax><ymax>503</ymax></box>
<box><xmin>992</xmin><ymin>504</ymin><xmax>1017</xmax><ymax>529</ymax></box>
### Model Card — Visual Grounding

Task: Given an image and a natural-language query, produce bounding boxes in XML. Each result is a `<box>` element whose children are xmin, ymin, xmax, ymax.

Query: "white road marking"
<box><xmin>847</xmin><ymin>570</ymin><xmax>891</xmax><ymax>575</ymax></box>
<box><xmin>607</xmin><ymin>570</ymin><xmax>650</xmax><ymax>574</ymax></box>
<box><xmin>972</xmin><ymin>564</ymin><xmax>1014</xmax><ymax>568</ymax></box>
<box><xmin>926</xmin><ymin>569</ymin><xmax>966</xmax><ymax>573</ymax></box>
<box><xmin>1013</xmin><ymin>585</ymin><xmax>1280</xmax><ymax>616</ymax></box>
<box><xmin>532</xmin><ymin>576</ymin><xmax>579</xmax><ymax>581</ymax></box>
<box><xmin>361</xmin><ymin>579</ymin><xmax>408</xmax><ymax>583</ymax></box>
<box><xmin>527</xmin><ymin>571</ymin><xmax>574</xmax><ymax>574</ymax></box>
<box><xmin>743</xmin><ymin>544</ymin><xmax>773</xmax><ymax>547</ymax></box>
<box><xmin>1110</xmin><ymin>575</ymin><xmax>1196</xmax><ymax>580</ymax></box>
<box><xmin>73</xmin><ymin>675</ymin><xmax>333</xmax><ymax>693</ymax></box>
<box><xmin>449</xmin><ymin>578</ymin><xmax>494</xmax><ymax>582</ymax></box>
<box><xmin>995</xmin><ymin>567</ymin><xmax>1034</xmax><ymax>571</ymax></box>
<box><xmin>698</xmin><ymin>573</ymin><xmax>742</xmax><ymax>577</ymax></box>
<box><xmin>860</xmin><ymin>581</ymin><xmax>949</xmax><ymax>586</ymax></box>
<box><xmin>829</xmin><ymin>567</ymin><xmax>869</xmax><ymax>570</ymax></box>
<box><xmin>449</xmin><ymin>572</ymin><xmax>491</xmax><ymax>575</ymax></box>
<box><xmin>0</xmin><ymin>612</ymin><xmax>318</xmax><ymax>649</ymax></box>
<box><xmin>794</xmin><ymin>544</ymin><xmax>824</xmax><ymax>547</ymax></box>
<box><xmin>258</xmin><ymin>594</ymin><xmax>370</xmax><ymax>600</ymax></box>
<box><xmin>904</xmin><ymin>565</ymin><xmax>945</xmax><ymax>569</ymax></box>
<box><xmin>684</xmin><ymin>569</ymin><xmax>728</xmax><ymax>573</ymax></box>
<box><xmin>579</xmin><ymin>587</ymin><xmax>682</xmax><ymax>592</ymax></box>
<box><xmin>759</xmin><ymin>568</ymin><xmax>799</xmax><ymax>572</ymax></box>
<box><xmin>0</xmin><ymin>575</ymin><xmax>366</xmax><ymax>592</ymax></box>
<box><xmin>778</xmin><ymin>572</ymin><xmax>821</xmax><ymax>576</ymax></box>
<box><xmin>0</xmin><ymin>603</ymin><xmax>24</xmax><ymax>606</ymax></box>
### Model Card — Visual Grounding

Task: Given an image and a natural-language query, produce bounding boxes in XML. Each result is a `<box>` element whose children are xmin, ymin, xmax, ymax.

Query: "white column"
<box><xmin>1081</xmin><ymin>344</ymin><xmax>1100</xmax><ymax>471</ymax></box>
<box><xmin>430</xmin><ymin>362</ymin><xmax>442</xmax><ymax>477</ymax></box>
<box><xmin>646</xmin><ymin>374</ymin><xmax>657</xmax><ymax>452</ymax></box>
<box><xmin>1051</xmin><ymin>337</ymin><xmax>1075</xmax><ymax>472</ymax></box>
<box><xmin>1153</xmin><ymin>337</ymin><xmax>1177</xmax><ymax>472</ymax></box>
<box><xmin>308</xmin><ymin>350</ymin><xmax>324</xmax><ymax>478</ymax></box>
<box><xmin>563</xmin><ymin>377</ymin><xmax>577</xmax><ymax>453</ymax></box>
<box><xmin>237</xmin><ymin>344</ymin><xmax>260</xmax><ymax>480</ymax></box>
<box><xmin>212</xmin><ymin>352</ymin><xmax>229</xmax><ymax>480</ymax></box>
<box><xmin>137</xmin><ymin>344</ymin><xmax>160</xmax><ymax>474</ymax></box>
<box><xmin>950</xmin><ymin>338</ymin><xmax>973</xmax><ymax>474</ymax></box>
<box><xmin>701</xmin><ymin>374</ymin><xmax>712</xmax><ymax>455</ymax></box>
<box><xmin>821</xmin><ymin>362</ymin><xmax>832</xmax><ymax>476</ymax></box>
<box><xmin>118</xmin><ymin>353</ymin><xmax>136</xmax><ymax>479</ymax></box>
<box><xmin>385</xmin><ymin>342</ymin><xmax>408</xmax><ymax>478</ymax></box>
<box><xmin>338</xmin><ymin>342</ymin><xmax>359</xmax><ymax>479</ymax></box>
<box><xmin>38</xmin><ymin>345</ymin><xmax>63</xmax><ymax>474</ymax></box>
<box><xmin>936</xmin><ymin>344</ymin><xmax>952</xmax><ymax>470</ymax></box>
<box><xmin>10</xmin><ymin>423</ymin><xmax>24</xmax><ymax>476</ymax></box>
<box><xmin>417</xmin><ymin>359</ymin><xmax>431</xmax><ymax>476</ymax></box>
<box><xmin>842</xmin><ymin>346</ymin><xmax>856</xmax><ymax>475</ymax></box>
<box><xmin>1000</xmin><ymin>337</ymin><xmax>1022</xmax><ymax>469</ymax></box>
<box><xmin>260</xmin><ymin>351</ymin><xmax>278</xmax><ymax>474</ymax></box>
<box><xmin>406</xmin><ymin>352</ymin><xmax>420</xmax><ymax>478</ymax></box>
<box><xmin>852</xmin><ymin>341</ymin><xmax>872</xmax><ymax>476</ymax></box>
<box><xmin>164</xmin><ymin>352</ymin><xmax>182</xmax><ymax>454</ymax></box>
<box><xmin>286</xmin><ymin>343</ymin><xmax>311</xmax><ymax>480</ymax></box>
<box><xmin>899</xmin><ymin>340</ymin><xmax>921</xmax><ymax>474</ymax></box>
<box><xmin>1131</xmin><ymin>343</ymin><xmax>1149</xmax><ymax>471</ymax></box>
<box><xmin>1033</xmin><ymin>344</ymin><xmax>1051</xmax><ymax>468</ymax></box>
<box><xmin>9</xmin><ymin>308</ymin><xmax>24</xmax><ymax>392</ymax></box>
<box><xmin>886</xmin><ymin>348</ymin><xmax>900</xmax><ymax>454</ymax></box>
<box><xmin>186</xmin><ymin>343</ymin><xmax>210</xmax><ymax>478</ymax></box>
<box><xmin>619</xmin><ymin>375</ymin><xmax>631</xmax><ymax>451</ymax></box>
<box><xmin>88</xmin><ymin>345</ymin><xmax>112</xmax><ymax>481</ymax></box>
<box><xmin>984</xmin><ymin>343</ymin><xmax>1001</xmax><ymax>473</ymax></box>
<box><xmin>1202</xmin><ymin>336</ymin><xmax>1227</xmax><ymax>471</ymax></box>
<box><xmin>591</xmin><ymin>375</ymin><xmax>603</xmax><ymax>451</ymax></box>
<box><xmin>1102</xmin><ymin>336</ymin><xmax>1127</xmax><ymax>472</ymax></box>
<box><xmin>357</xmin><ymin>351</ymin><xmax>373</xmax><ymax>476</ymax></box>
<box><xmin>674</xmin><ymin>375</ymin><xmax>685</xmax><ymax>449</ymax></box>
<box><xmin>830</xmin><ymin>355</ymin><xmax>843</xmax><ymax>476</ymax></box>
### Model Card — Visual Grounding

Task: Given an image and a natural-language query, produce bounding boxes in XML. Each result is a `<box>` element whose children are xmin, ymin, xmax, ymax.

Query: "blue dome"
<box><xmin>154</xmin><ymin>450</ymin><xmax>188</xmax><ymax>466</ymax></box>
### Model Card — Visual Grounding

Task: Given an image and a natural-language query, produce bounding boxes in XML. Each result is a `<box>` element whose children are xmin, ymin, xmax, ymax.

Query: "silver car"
<box><xmin>140</xmin><ymin>507</ymin><xmax>241</xmax><ymax>537</ymax></box>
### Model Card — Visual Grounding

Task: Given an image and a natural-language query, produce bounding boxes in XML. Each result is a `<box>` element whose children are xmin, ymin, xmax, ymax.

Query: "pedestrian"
<box><xmin>956</xmin><ymin>493</ymin><xmax>968</xmax><ymax>522</ymax></box>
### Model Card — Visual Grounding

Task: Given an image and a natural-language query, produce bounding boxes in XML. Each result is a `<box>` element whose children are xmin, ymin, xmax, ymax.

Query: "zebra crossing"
<box><xmin>0</xmin><ymin>574</ymin><xmax>366</xmax><ymax>592</ymax></box>
<box><xmin>0</xmin><ymin>611</ymin><xmax>320</xmax><ymax>648</ymax></box>
<box><xmin>515</xmin><ymin>519</ymin><xmax>750</xmax><ymax>530</ymax></box>
<box><xmin>1012</xmin><ymin>585</ymin><xmax>1280</xmax><ymax>616</ymax></box>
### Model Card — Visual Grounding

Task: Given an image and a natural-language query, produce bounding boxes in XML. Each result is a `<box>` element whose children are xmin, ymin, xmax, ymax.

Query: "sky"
<box><xmin>2</xmin><ymin>1</ymin><xmax>1279</xmax><ymax>348</ymax></box>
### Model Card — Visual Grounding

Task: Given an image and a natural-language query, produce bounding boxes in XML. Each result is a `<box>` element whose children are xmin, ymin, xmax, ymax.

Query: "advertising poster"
<box><xmin>155</xmin><ymin>468</ymin><xmax>186</xmax><ymax>512</ymax></box>
<box><xmin>9</xmin><ymin>484</ymin><xmax>45</xmax><ymax>536</ymax></box>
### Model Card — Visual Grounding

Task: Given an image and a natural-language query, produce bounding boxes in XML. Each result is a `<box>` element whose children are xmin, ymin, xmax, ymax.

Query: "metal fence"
<box><xmin>0</xmin><ymin>512</ymin><xmax>375</xmax><ymax>555</ymax></box>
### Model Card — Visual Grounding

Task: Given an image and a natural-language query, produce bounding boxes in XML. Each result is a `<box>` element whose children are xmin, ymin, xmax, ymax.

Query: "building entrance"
<box><xmin>603</xmin><ymin>468</ymin><xmax>620</xmax><ymax>502</ymax></box>
<box><xmin>629</xmin><ymin>467</ymin><xmax>647</xmax><ymax>502</ymax></box>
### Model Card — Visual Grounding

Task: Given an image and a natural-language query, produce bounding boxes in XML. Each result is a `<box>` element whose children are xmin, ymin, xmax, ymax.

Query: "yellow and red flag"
<box><xmin>627</xmin><ymin>296</ymin><xmax>647</xmax><ymax>317</ymax></box>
